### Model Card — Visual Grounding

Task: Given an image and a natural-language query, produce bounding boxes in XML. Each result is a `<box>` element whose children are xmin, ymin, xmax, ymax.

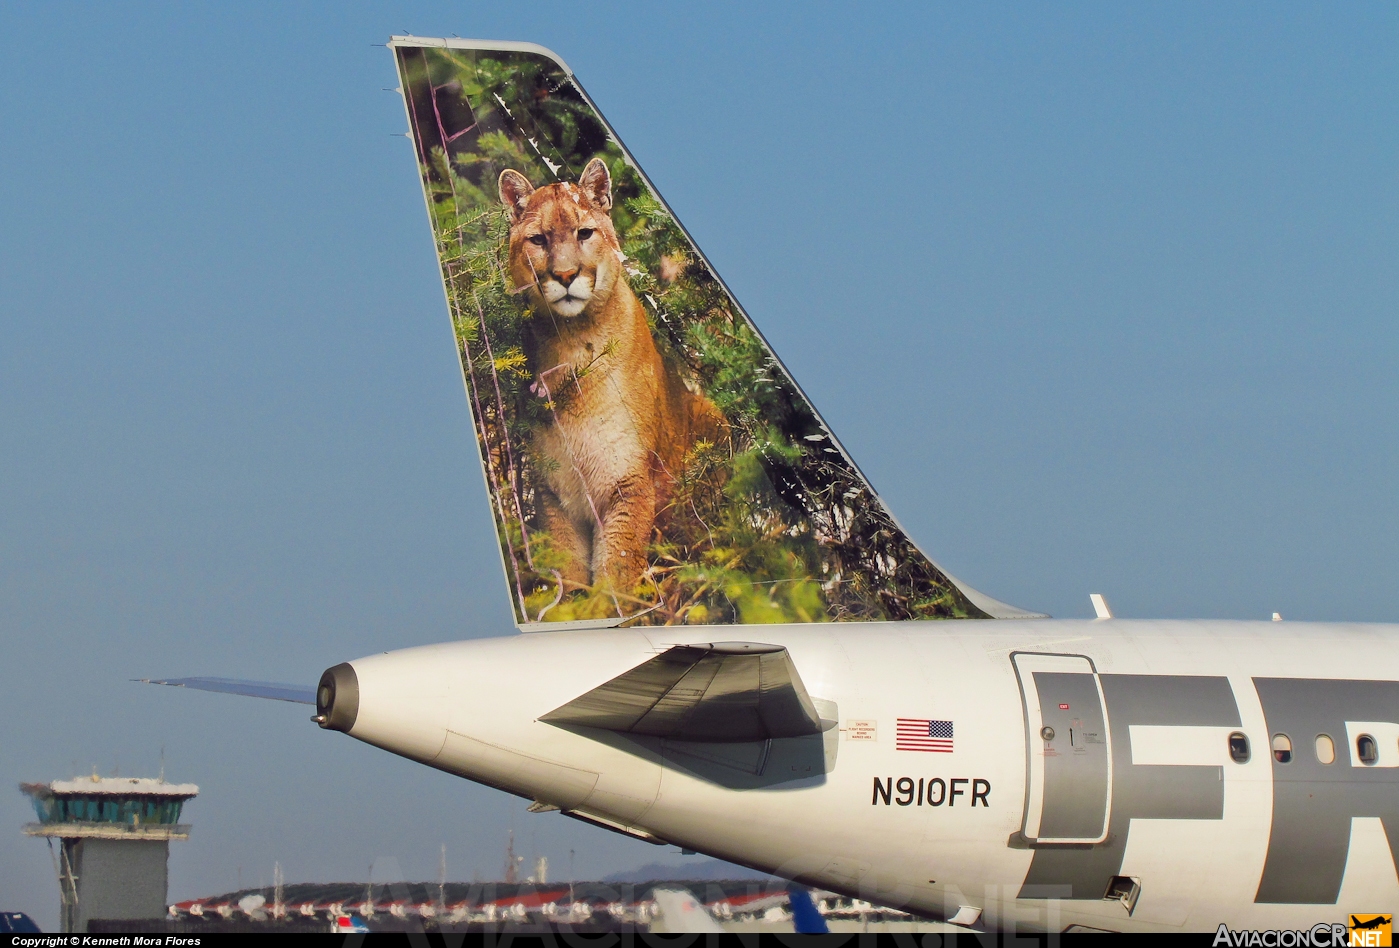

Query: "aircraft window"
<box><xmin>1228</xmin><ymin>732</ymin><xmax>1250</xmax><ymax>764</ymax></box>
<box><xmin>1314</xmin><ymin>734</ymin><xmax>1335</xmax><ymax>765</ymax></box>
<box><xmin>1357</xmin><ymin>734</ymin><xmax>1379</xmax><ymax>766</ymax></box>
<box><xmin>1271</xmin><ymin>734</ymin><xmax>1293</xmax><ymax>764</ymax></box>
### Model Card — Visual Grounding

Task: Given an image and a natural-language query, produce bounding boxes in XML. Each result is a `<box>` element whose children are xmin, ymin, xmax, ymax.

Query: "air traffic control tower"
<box><xmin>22</xmin><ymin>775</ymin><xmax>198</xmax><ymax>932</ymax></box>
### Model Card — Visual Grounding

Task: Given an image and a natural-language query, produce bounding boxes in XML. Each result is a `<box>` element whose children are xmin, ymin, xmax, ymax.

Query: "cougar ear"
<box><xmin>578</xmin><ymin>157</ymin><xmax>612</xmax><ymax>211</ymax></box>
<box><xmin>498</xmin><ymin>169</ymin><xmax>535</xmax><ymax>221</ymax></box>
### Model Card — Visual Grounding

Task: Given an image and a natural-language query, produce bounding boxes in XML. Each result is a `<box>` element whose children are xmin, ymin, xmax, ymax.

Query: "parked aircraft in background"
<box><xmin>149</xmin><ymin>38</ymin><xmax>1399</xmax><ymax>934</ymax></box>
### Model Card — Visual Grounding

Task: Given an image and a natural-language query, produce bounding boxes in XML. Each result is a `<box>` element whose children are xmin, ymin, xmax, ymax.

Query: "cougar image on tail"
<box><xmin>499</xmin><ymin>157</ymin><xmax>727</xmax><ymax>591</ymax></box>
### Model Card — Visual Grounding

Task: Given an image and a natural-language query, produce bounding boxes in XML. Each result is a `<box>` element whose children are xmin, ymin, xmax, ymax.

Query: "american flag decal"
<box><xmin>896</xmin><ymin>718</ymin><xmax>954</xmax><ymax>752</ymax></box>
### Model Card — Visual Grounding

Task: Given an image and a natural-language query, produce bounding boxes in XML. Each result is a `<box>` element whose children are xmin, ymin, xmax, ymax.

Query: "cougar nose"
<box><xmin>553</xmin><ymin>267</ymin><xmax>578</xmax><ymax>286</ymax></box>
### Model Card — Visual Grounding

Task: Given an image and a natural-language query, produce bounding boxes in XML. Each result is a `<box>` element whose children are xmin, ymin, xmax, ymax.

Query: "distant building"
<box><xmin>21</xmin><ymin>775</ymin><xmax>198</xmax><ymax>932</ymax></box>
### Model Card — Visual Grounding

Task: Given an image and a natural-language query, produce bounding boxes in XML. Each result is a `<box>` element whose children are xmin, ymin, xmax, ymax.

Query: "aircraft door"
<box><xmin>1012</xmin><ymin>652</ymin><xmax>1112</xmax><ymax>844</ymax></box>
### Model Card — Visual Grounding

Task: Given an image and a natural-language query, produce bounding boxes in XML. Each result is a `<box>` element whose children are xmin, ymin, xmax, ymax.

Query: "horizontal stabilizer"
<box><xmin>138</xmin><ymin>677</ymin><xmax>315</xmax><ymax>705</ymax></box>
<box><xmin>540</xmin><ymin>643</ymin><xmax>825</xmax><ymax>743</ymax></box>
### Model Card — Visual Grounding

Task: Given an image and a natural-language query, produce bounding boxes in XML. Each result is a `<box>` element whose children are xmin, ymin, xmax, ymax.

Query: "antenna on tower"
<box><xmin>438</xmin><ymin>843</ymin><xmax>447</xmax><ymax>912</ymax></box>
<box><xmin>503</xmin><ymin>831</ymin><xmax>518</xmax><ymax>884</ymax></box>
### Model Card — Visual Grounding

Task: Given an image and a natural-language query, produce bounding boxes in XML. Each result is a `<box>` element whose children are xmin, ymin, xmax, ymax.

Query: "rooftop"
<box><xmin>22</xmin><ymin>776</ymin><xmax>199</xmax><ymax>798</ymax></box>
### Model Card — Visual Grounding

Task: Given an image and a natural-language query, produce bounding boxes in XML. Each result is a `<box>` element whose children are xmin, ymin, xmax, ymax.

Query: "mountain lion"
<box><xmin>499</xmin><ymin>157</ymin><xmax>726</xmax><ymax>592</ymax></box>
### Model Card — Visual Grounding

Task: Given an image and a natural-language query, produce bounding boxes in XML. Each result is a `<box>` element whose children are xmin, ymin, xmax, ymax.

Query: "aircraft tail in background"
<box><xmin>786</xmin><ymin>885</ymin><xmax>831</xmax><ymax>934</ymax></box>
<box><xmin>648</xmin><ymin>889</ymin><xmax>726</xmax><ymax>934</ymax></box>
<box><xmin>390</xmin><ymin>38</ymin><xmax>1044</xmax><ymax>629</ymax></box>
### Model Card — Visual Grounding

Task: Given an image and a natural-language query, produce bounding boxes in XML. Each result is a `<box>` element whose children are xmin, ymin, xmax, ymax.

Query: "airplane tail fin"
<box><xmin>390</xmin><ymin>38</ymin><xmax>1044</xmax><ymax>629</ymax></box>
<box><xmin>786</xmin><ymin>884</ymin><xmax>831</xmax><ymax>934</ymax></box>
<box><xmin>649</xmin><ymin>888</ymin><xmax>725</xmax><ymax>934</ymax></box>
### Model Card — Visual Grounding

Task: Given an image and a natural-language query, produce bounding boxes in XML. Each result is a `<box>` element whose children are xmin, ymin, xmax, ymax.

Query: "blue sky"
<box><xmin>2</xmin><ymin>1</ymin><xmax>1395</xmax><ymax>929</ymax></box>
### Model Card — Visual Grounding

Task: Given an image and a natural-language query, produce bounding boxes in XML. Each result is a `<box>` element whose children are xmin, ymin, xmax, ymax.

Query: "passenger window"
<box><xmin>1357</xmin><ymin>734</ymin><xmax>1379</xmax><ymax>766</ymax></box>
<box><xmin>1271</xmin><ymin>734</ymin><xmax>1292</xmax><ymax>764</ymax></box>
<box><xmin>1228</xmin><ymin>732</ymin><xmax>1251</xmax><ymax>764</ymax></box>
<box><xmin>1314</xmin><ymin>734</ymin><xmax>1335</xmax><ymax>765</ymax></box>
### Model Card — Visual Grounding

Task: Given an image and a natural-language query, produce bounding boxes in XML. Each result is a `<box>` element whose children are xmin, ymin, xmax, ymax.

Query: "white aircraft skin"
<box><xmin>332</xmin><ymin>620</ymin><xmax>1399</xmax><ymax>933</ymax></box>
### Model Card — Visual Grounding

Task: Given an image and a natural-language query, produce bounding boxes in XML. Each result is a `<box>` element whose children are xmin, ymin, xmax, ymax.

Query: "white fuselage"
<box><xmin>338</xmin><ymin>620</ymin><xmax>1399</xmax><ymax>933</ymax></box>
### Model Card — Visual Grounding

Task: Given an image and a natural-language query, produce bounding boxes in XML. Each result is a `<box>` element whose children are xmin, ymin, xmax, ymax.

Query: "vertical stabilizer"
<box><xmin>391</xmin><ymin>38</ymin><xmax>1044</xmax><ymax>628</ymax></box>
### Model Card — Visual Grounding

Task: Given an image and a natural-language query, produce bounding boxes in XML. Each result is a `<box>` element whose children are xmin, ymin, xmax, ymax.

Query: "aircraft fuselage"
<box><xmin>331</xmin><ymin>619</ymin><xmax>1399</xmax><ymax>932</ymax></box>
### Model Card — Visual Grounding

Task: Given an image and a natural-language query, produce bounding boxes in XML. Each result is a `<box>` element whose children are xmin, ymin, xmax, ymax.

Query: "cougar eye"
<box><xmin>527</xmin><ymin>234</ymin><xmax>548</xmax><ymax>247</ymax></box>
<box><xmin>577</xmin><ymin>228</ymin><xmax>594</xmax><ymax>241</ymax></box>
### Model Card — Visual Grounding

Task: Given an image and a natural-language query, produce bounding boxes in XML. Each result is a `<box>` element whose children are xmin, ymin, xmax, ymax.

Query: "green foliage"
<box><xmin>396</xmin><ymin>46</ymin><xmax>987</xmax><ymax>626</ymax></box>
